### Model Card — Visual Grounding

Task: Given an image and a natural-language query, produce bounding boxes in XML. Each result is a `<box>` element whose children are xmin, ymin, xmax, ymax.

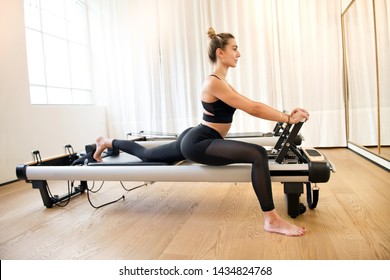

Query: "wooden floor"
<box><xmin>0</xmin><ymin>148</ymin><xmax>389</xmax><ymax>260</ymax></box>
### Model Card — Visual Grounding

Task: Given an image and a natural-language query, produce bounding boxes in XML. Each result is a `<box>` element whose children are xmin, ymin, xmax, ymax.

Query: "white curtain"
<box><xmin>87</xmin><ymin>0</ymin><xmax>346</xmax><ymax>147</ymax></box>
<box><xmin>345</xmin><ymin>0</ymin><xmax>378</xmax><ymax>146</ymax></box>
<box><xmin>376</xmin><ymin>0</ymin><xmax>390</xmax><ymax>146</ymax></box>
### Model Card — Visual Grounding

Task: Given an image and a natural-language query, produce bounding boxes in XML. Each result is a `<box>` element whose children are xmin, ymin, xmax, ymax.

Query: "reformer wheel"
<box><xmin>299</xmin><ymin>203</ymin><xmax>306</xmax><ymax>215</ymax></box>
<box><xmin>286</xmin><ymin>193</ymin><xmax>301</xmax><ymax>218</ymax></box>
<box><xmin>286</xmin><ymin>196</ymin><xmax>307</xmax><ymax>218</ymax></box>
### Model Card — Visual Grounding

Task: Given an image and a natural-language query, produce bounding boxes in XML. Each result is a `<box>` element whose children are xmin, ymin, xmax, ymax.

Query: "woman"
<box><xmin>94</xmin><ymin>27</ymin><xmax>309</xmax><ymax>236</ymax></box>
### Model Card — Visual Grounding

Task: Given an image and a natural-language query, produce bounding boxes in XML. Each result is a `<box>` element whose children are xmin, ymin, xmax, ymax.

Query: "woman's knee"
<box><xmin>252</xmin><ymin>145</ymin><xmax>268</xmax><ymax>162</ymax></box>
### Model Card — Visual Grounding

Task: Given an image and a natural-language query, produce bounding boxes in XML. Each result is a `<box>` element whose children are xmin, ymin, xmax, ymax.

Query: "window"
<box><xmin>24</xmin><ymin>0</ymin><xmax>93</xmax><ymax>105</ymax></box>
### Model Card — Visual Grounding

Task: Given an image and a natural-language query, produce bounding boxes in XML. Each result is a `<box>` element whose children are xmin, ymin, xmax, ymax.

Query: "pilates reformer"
<box><xmin>16</xmin><ymin>121</ymin><xmax>335</xmax><ymax>218</ymax></box>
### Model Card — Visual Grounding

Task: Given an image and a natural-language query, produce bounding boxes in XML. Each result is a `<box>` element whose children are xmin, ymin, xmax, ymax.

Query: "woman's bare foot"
<box><xmin>263</xmin><ymin>210</ymin><xmax>306</xmax><ymax>236</ymax></box>
<box><xmin>94</xmin><ymin>136</ymin><xmax>110</xmax><ymax>161</ymax></box>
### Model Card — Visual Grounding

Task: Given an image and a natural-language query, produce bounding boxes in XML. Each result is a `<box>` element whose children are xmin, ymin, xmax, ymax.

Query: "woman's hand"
<box><xmin>289</xmin><ymin>108</ymin><xmax>310</xmax><ymax>124</ymax></box>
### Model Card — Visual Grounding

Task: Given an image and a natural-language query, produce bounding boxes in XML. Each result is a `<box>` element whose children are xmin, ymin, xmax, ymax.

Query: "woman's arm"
<box><xmin>204</xmin><ymin>79</ymin><xmax>309</xmax><ymax>124</ymax></box>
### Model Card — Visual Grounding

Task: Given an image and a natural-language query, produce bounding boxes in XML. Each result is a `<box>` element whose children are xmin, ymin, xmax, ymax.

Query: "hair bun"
<box><xmin>207</xmin><ymin>27</ymin><xmax>217</xmax><ymax>39</ymax></box>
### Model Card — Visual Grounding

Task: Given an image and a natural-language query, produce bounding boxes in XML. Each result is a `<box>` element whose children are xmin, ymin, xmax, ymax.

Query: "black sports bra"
<box><xmin>201</xmin><ymin>74</ymin><xmax>236</xmax><ymax>123</ymax></box>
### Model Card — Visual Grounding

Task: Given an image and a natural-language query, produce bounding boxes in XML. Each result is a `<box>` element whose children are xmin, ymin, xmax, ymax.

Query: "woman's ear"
<box><xmin>216</xmin><ymin>48</ymin><xmax>224</xmax><ymax>58</ymax></box>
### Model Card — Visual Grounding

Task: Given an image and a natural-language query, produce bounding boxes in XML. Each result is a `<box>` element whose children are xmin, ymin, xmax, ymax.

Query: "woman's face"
<box><xmin>219</xmin><ymin>38</ymin><xmax>240</xmax><ymax>67</ymax></box>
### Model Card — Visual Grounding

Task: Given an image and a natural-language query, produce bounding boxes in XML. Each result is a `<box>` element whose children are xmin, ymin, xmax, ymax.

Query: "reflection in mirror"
<box><xmin>344</xmin><ymin>1</ymin><xmax>378</xmax><ymax>153</ymax></box>
<box><xmin>342</xmin><ymin>0</ymin><xmax>390</xmax><ymax>168</ymax></box>
<box><xmin>376</xmin><ymin>0</ymin><xmax>390</xmax><ymax>160</ymax></box>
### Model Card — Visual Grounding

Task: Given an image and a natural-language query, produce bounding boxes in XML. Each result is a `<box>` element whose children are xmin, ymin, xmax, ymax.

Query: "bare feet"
<box><xmin>263</xmin><ymin>210</ymin><xmax>306</xmax><ymax>236</ymax></box>
<box><xmin>94</xmin><ymin>136</ymin><xmax>109</xmax><ymax>161</ymax></box>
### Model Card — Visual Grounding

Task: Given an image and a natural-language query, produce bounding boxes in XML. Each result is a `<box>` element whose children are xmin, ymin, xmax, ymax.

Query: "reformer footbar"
<box><xmin>16</xmin><ymin>122</ymin><xmax>335</xmax><ymax>218</ymax></box>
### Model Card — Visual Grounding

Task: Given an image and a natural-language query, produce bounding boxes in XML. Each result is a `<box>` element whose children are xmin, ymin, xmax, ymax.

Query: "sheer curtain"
<box><xmin>344</xmin><ymin>0</ymin><xmax>377</xmax><ymax>146</ymax></box>
<box><xmin>344</xmin><ymin>0</ymin><xmax>390</xmax><ymax>147</ymax></box>
<box><xmin>87</xmin><ymin>0</ymin><xmax>161</xmax><ymax>137</ymax></box>
<box><xmin>376</xmin><ymin>0</ymin><xmax>390</xmax><ymax>146</ymax></box>
<box><xmin>87</xmin><ymin>0</ymin><xmax>345</xmax><ymax>147</ymax></box>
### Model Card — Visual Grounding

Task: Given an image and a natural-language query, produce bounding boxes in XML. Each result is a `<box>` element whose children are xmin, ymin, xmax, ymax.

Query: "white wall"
<box><xmin>0</xmin><ymin>0</ymin><xmax>107</xmax><ymax>184</ymax></box>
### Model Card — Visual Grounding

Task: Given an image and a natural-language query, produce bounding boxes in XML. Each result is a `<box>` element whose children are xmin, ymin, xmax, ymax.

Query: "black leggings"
<box><xmin>180</xmin><ymin>124</ymin><xmax>274</xmax><ymax>212</ymax></box>
<box><xmin>113</xmin><ymin>124</ymin><xmax>274</xmax><ymax>212</ymax></box>
<box><xmin>112</xmin><ymin>127</ymin><xmax>192</xmax><ymax>164</ymax></box>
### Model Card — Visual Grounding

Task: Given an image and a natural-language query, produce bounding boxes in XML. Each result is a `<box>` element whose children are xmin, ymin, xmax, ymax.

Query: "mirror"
<box><xmin>342</xmin><ymin>0</ymin><xmax>390</xmax><ymax>167</ymax></box>
<box><xmin>376</xmin><ymin>0</ymin><xmax>390</xmax><ymax>160</ymax></box>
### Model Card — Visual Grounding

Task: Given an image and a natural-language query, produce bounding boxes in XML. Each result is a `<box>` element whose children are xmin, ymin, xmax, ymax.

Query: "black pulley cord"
<box><xmin>306</xmin><ymin>182</ymin><xmax>319</xmax><ymax>209</ymax></box>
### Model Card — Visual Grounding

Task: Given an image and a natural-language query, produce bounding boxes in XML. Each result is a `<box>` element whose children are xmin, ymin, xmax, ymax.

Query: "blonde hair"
<box><xmin>207</xmin><ymin>27</ymin><xmax>235</xmax><ymax>63</ymax></box>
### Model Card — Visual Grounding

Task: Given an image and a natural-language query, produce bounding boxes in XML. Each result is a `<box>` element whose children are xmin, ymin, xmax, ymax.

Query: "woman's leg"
<box><xmin>193</xmin><ymin>139</ymin><xmax>275</xmax><ymax>211</ymax></box>
<box><xmin>181</xmin><ymin>128</ymin><xmax>305</xmax><ymax>236</ymax></box>
<box><xmin>197</xmin><ymin>140</ymin><xmax>305</xmax><ymax>236</ymax></box>
<box><xmin>94</xmin><ymin>127</ymin><xmax>192</xmax><ymax>163</ymax></box>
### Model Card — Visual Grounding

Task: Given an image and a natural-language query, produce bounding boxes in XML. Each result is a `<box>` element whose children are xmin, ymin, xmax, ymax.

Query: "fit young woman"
<box><xmin>94</xmin><ymin>27</ymin><xmax>309</xmax><ymax>236</ymax></box>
